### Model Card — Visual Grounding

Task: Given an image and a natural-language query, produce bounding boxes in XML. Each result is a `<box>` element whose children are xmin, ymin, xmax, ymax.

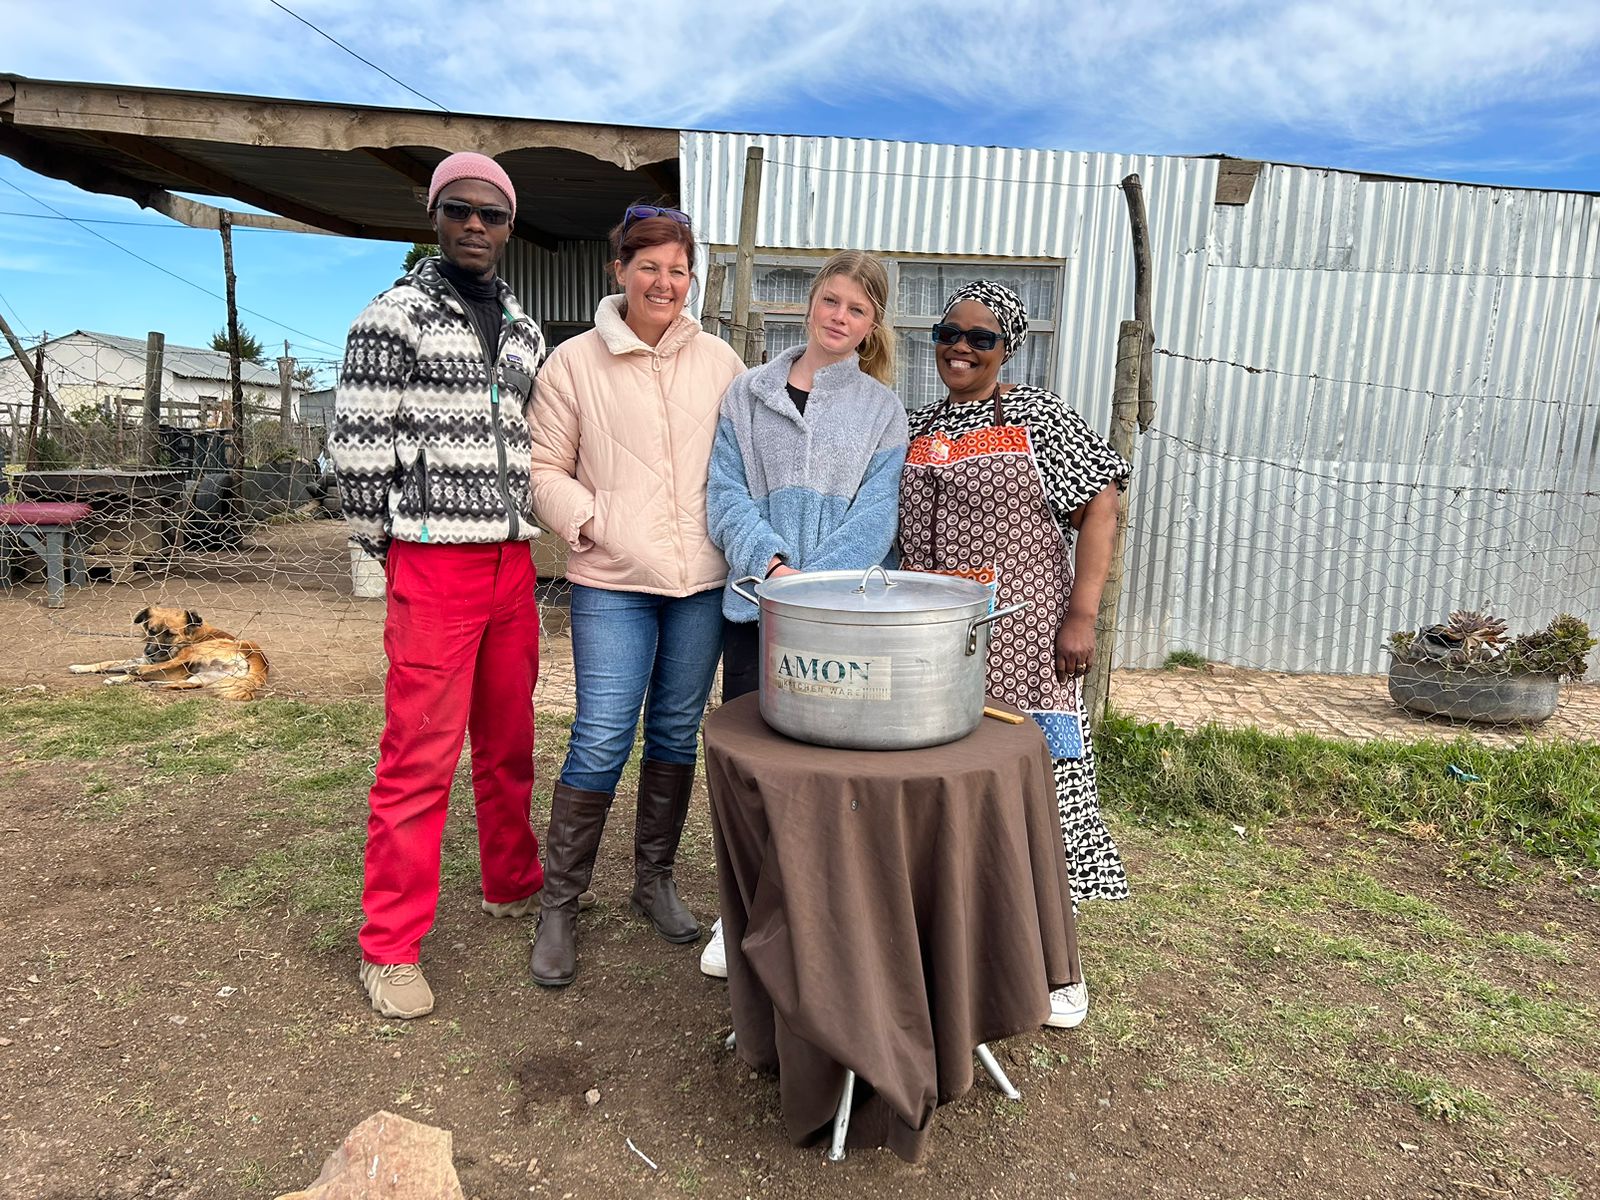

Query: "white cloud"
<box><xmin>7</xmin><ymin>0</ymin><xmax>1600</xmax><ymax>166</ymax></box>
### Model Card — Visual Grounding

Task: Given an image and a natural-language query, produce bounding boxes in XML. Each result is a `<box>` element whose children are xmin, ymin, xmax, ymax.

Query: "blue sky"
<box><xmin>5</xmin><ymin>0</ymin><xmax>1599</xmax><ymax>380</ymax></box>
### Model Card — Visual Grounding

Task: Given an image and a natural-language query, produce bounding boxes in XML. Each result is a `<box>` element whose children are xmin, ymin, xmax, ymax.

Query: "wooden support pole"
<box><xmin>219</xmin><ymin>212</ymin><xmax>246</xmax><ymax>470</ymax></box>
<box><xmin>1082</xmin><ymin>320</ymin><xmax>1143</xmax><ymax>725</ymax></box>
<box><xmin>731</xmin><ymin>146</ymin><xmax>764</xmax><ymax>366</ymax></box>
<box><xmin>0</xmin><ymin>310</ymin><xmax>68</xmax><ymax>428</ymax></box>
<box><xmin>702</xmin><ymin>260</ymin><xmax>728</xmax><ymax>339</ymax></box>
<box><xmin>26</xmin><ymin>345</ymin><xmax>44</xmax><ymax>469</ymax></box>
<box><xmin>1120</xmin><ymin>174</ymin><xmax>1156</xmax><ymax>432</ymax></box>
<box><xmin>278</xmin><ymin>340</ymin><xmax>294</xmax><ymax>427</ymax></box>
<box><xmin>142</xmin><ymin>331</ymin><xmax>165</xmax><ymax>466</ymax></box>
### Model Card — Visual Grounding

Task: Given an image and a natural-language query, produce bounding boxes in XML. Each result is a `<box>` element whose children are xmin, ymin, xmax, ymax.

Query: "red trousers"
<box><xmin>359</xmin><ymin>540</ymin><xmax>543</xmax><ymax>964</ymax></box>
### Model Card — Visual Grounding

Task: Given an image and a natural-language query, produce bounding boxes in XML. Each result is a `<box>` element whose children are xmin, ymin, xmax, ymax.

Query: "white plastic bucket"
<box><xmin>350</xmin><ymin>544</ymin><xmax>386</xmax><ymax>599</ymax></box>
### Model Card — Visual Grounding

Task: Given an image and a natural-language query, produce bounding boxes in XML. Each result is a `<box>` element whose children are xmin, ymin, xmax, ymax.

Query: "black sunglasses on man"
<box><xmin>433</xmin><ymin>199</ymin><xmax>513</xmax><ymax>227</ymax></box>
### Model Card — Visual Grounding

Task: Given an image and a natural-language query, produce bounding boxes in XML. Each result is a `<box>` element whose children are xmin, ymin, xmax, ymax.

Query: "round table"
<box><xmin>704</xmin><ymin>694</ymin><xmax>1080</xmax><ymax>1162</ymax></box>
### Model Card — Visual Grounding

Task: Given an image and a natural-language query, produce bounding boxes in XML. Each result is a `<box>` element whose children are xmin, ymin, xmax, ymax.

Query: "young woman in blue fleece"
<box><xmin>700</xmin><ymin>249</ymin><xmax>909</xmax><ymax>976</ymax></box>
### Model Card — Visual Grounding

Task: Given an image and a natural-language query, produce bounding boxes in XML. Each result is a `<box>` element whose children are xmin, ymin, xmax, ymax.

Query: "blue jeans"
<box><xmin>560</xmin><ymin>585</ymin><xmax>724</xmax><ymax>794</ymax></box>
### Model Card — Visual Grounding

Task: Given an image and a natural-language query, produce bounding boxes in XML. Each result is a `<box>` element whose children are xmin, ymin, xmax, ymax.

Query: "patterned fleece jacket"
<box><xmin>707</xmin><ymin>343</ymin><xmax>909</xmax><ymax>621</ymax></box>
<box><xmin>328</xmin><ymin>256</ymin><xmax>547</xmax><ymax>558</ymax></box>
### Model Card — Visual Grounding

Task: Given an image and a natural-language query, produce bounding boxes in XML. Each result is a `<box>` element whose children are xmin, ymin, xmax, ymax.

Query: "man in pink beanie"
<box><xmin>329</xmin><ymin>149</ymin><xmax>547</xmax><ymax>1019</ymax></box>
<box><xmin>428</xmin><ymin>151</ymin><xmax>517</xmax><ymax>222</ymax></box>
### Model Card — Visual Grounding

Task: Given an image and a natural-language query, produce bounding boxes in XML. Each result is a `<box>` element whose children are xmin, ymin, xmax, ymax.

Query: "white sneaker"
<box><xmin>1045</xmin><ymin>980</ymin><xmax>1088</xmax><ymax>1029</ymax></box>
<box><xmin>700</xmin><ymin>917</ymin><xmax>728</xmax><ymax>979</ymax></box>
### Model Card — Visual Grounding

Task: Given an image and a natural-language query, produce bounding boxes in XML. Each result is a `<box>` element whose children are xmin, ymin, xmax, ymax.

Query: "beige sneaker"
<box><xmin>359</xmin><ymin>961</ymin><xmax>434</xmax><ymax>1019</ymax></box>
<box><xmin>481</xmin><ymin>891</ymin><xmax>540</xmax><ymax>919</ymax></box>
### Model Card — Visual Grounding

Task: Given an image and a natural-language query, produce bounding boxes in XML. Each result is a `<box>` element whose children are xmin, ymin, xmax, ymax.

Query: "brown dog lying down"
<box><xmin>69</xmin><ymin>606</ymin><xmax>269</xmax><ymax>701</ymax></box>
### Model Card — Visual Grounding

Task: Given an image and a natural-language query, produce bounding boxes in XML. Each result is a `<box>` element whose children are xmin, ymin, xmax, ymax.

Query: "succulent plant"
<box><xmin>1387</xmin><ymin>612</ymin><xmax>1594</xmax><ymax>679</ymax></box>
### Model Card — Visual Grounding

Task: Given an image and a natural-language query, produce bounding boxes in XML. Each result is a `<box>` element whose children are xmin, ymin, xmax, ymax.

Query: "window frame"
<box><xmin>708</xmin><ymin>250</ymin><xmax>1064</xmax><ymax>408</ymax></box>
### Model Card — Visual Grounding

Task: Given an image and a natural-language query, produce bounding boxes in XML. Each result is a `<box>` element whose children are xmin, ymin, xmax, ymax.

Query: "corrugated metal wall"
<box><xmin>502</xmin><ymin>238</ymin><xmax>611</xmax><ymax>324</ymax></box>
<box><xmin>681</xmin><ymin>132</ymin><xmax>1600</xmax><ymax>674</ymax></box>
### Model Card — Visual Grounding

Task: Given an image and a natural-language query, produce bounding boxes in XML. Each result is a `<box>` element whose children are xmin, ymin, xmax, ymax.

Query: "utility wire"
<box><xmin>0</xmin><ymin>285</ymin><xmax>33</xmax><ymax>337</ymax></box>
<box><xmin>0</xmin><ymin>175</ymin><xmax>345</xmax><ymax>355</ymax></box>
<box><xmin>266</xmin><ymin>0</ymin><xmax>449</xmax><ymax>112</ymax></box>
<box><xmin>0</xmin><ymin>209</ymin><xmax>193</xmax><ymax>228</ymax></box>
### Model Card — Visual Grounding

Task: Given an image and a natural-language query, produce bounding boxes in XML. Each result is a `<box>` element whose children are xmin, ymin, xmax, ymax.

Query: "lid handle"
<box><xmin>854</xmin><ymin>565</ymin><xmax>894</xmax><ymax>595</ymax></box>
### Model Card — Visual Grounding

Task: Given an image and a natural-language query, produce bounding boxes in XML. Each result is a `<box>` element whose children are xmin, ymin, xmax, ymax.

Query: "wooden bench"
<box><xmin>0</xmin><ymin>501</ymin><xmax>92</xmax><ymax>608</ymax></box>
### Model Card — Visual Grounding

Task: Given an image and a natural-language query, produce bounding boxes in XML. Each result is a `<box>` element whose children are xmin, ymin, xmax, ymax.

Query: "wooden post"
<box><xmin>748</xmin><ymin>310</ymin><xmax>766</xmax><ymax>364</ymax></box>
<box><xmin>0</xmin><ymin>311</ymin><xmax>68</xmax><ymax>429</ymax></box>
<box><xmin>26</xmin><ymin>345</ymin><xmax>44</xmax><ymax>469</ymax></box>
<box><xmin>1120</xmin><ymin>174</ymin><xmax>1155</xmax><ymax>432</ymax></box>
<box><xmin>1082</xmin><ymin>320</ymin><xmax>1143</xmax><ymax>725</ymax></box>
<box><xmin>702</xmin><ymin>260</ymin><xmax>728</xmax><ymax>339</ymax></box>
<box><xmin>142</xmin><ymin>331</ymin><xmax>165</xmax><ymax>466</ymax></box>
<box><xmin>731</xmin><ymin>146</ymin><xmax>764</xmax><ymax>366</ymax></box>
<box><xmin>219</xmin><ymin>212</ymin><xmax>246</xmax><ymax>470</ymax></box>
<box><xmin>278</xmin><ymin>340</ymin><xmax>294</xmax><ymax>427</ymax></box>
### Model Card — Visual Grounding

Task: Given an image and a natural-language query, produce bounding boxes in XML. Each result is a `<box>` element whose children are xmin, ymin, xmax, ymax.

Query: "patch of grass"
<box><xmin>1378</xmin><ymin>1069</ymin><xmax>1500</xmax><ymax>1123</ymax></box>
<box><xmin>1565</xmin><ymin>1070</ymin><xmax>1600</xmax><ymax>1116</ymax></box>
<box><xmin>236</xmin><ymin>1160</ymin><xmax>274</xmax><ymax>1193</ymax></box>
<box><xmin>1097</xmin><ymin>715</ymin><xmax>1600</xmax><ymax>870</ymax></box>
<box><xmin>1162</xmin><ymin>649</ymin><xmax>1209</xmax><ymax>670</ymax></box>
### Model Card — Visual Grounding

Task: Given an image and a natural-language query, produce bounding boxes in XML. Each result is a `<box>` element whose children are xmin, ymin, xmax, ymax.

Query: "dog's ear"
<box><xmin>184</xmin><ymin>610</ymin><xmax>203</xmax><ymax>633</ymax></box>
<box><xmin>134</xmin><ymin>607</ymin><xmax>150</xmax><ymax>626</ymax></box>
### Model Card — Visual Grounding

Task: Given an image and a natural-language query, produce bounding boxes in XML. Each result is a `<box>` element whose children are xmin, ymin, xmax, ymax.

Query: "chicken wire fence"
<box><xmin>2</xmin><ymin>328</ymin><xmax>1596</xmax><ymax>745</ymax></box>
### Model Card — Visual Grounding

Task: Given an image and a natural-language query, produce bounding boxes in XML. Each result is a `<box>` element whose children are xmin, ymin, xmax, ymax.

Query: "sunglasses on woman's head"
<box><xmin>434</xmin><ymin>200</ymin><xmax>512</xmax><ymax>227</ymax></box>
<box><xmin>931</xmin><ymin>323</ymin><xmax>1003</xmax><ymax>352</ymax></box>
<box><xmin>624</xmin><ymin>204</ymin><xmax>690</xmax><ymax>229</ymax></box>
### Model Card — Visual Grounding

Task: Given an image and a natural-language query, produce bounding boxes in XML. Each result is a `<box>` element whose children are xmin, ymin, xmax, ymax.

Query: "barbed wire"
<box><xmin>1154</xmin><ymin>346</ymin><xmax>1600</xmax><ymax>411</ymax></box>
<box><xmin>1140</xmin><ymin>428</ymin><xmax>1599</xmax><ymax>498</ymax></box>
<box><xmin>1</xmin><ymin>332</ymin><xmax>1593</xmax><ymax>742</ymax></box>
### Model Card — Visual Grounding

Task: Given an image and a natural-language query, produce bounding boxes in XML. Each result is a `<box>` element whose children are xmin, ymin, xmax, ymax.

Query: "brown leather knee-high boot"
<box><xmin>629</xmin><ymin>759</ymin><xmax>700</xmax><ymax>943</ymax></box>
<box><xmin>530</xmin><ymin>781</ymin><xmax>612</xmax><ymax>987</ymax></box>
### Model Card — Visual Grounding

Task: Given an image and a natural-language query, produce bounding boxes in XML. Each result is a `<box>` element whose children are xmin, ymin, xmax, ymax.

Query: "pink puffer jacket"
<box><xmin>528</xmin><ymin>295</ymin><xmax>746</xmax><ymax>596</ymax></box>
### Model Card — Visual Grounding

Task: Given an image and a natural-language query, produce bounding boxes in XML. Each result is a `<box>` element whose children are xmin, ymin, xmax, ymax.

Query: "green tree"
<box><xmin>210</xmin><ymin>325</ymin><xmax>265</xmax><ymax>364</ymax></box>
<box><xmin>403</xmin><ymin>242</ymin><xmax>438</xmax><ymax>272</ymax></box>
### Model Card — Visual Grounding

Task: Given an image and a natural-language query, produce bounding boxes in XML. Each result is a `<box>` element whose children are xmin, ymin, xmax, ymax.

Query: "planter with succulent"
<box><xmin>1385</xmin><ymin>610</ymin><xmax>1595</xmax><ymax>725</ymax></box>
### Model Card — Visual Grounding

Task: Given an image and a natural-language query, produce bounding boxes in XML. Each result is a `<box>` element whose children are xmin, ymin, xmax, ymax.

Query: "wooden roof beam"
<box><xmin>0</xmin><ymin>122</ymin><xmax>161</xmax><ymax>208</ymax></box>
<box><xmin>83</xmin><ymin>131</ymin><xmax>363</xmax><ymax>236</ymax></box>
<box><xmin>9</xmin><ymin>76</ymin><xmax>679</xmax><ymax>172</ymax></box>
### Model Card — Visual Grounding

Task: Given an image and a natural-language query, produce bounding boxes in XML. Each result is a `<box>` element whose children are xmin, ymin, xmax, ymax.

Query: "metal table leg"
<box><xmin>976</xmin><ymin>1043</ymin><xmax>1021</xmax><ymax>1101</ymax></box>
<box><xmin>826</xmin><ymin>1070</ymin><xmax>856</xmax><ymax>1162</ymax></box>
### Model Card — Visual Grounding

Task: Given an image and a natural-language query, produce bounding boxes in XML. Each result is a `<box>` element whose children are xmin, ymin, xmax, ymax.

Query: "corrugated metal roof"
<box><xmin>14</xmin><ymin>330</ymin><xmax>290</xmax><ymax>387</ymax></box>
<box><xmin>680</xmin><ymin>133</ymin><xmax>1600</xmax><ymax>674</ymax></box>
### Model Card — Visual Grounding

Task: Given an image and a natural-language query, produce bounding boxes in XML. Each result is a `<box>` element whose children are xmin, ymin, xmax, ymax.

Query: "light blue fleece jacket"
<box><xmin>707</xmin><ymin>344</ymin><xmax>909</xmax><ymax>621</ymax></box>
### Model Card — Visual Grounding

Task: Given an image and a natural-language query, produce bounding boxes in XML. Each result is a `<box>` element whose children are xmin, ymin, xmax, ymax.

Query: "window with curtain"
<box><xmin>713</xmin><ymin>257</ymin><xmax>1060</xmax><ymax>412</ymax></box>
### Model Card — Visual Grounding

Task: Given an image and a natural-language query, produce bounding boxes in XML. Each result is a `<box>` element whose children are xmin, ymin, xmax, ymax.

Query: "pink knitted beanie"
<box><xmin>427</xmin><ymin>152</ymin><xmax>516</xmax><ymax>219</ymax></box>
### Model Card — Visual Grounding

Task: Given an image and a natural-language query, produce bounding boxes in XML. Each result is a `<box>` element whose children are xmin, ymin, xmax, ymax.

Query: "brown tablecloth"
<box><xmin>705</xmin><ymin>694</ymin><xmax>1079</xmax><ymax>1162</ymax></box>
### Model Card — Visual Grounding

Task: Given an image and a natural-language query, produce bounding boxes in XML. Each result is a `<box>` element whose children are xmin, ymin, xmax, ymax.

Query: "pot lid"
<box><xmin>758</xmin><ymin>567</ymin><xmax>991</xmax><ymax>615</ymax></box>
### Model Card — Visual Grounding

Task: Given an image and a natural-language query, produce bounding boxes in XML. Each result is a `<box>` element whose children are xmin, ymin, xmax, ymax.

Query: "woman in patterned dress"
<box><xmin>897</xmin><ymin>280</ymin><xmax>1129</xmax><ymax>1030</ymax></box>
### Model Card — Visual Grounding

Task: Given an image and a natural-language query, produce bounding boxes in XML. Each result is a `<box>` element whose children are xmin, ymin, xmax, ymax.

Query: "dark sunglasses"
<box><xmin>434</xmin><ymin>200</ymin><xmax>512</xmax><ymax>227</ymax></box>
<box><xmin>931</xmin><ymin>322</ymin><xmax>1003</xmax><ymax>352</ymax></box>
<box><xmin>623</xmin><ymin>204</ymin><xmax>690</xmax><ymax>229</ymax></box>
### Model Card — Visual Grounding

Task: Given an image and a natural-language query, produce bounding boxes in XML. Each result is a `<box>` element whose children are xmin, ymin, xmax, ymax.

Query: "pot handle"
<box><xmin>855</xmin><ymin>564</ymin><xmax>894</xmax><ymax>593</ymax></box>
<box><xmin>966</xmin><ymin>600</ymin><xmax>1029</xmax><ymax>656</ymax></box>
<box><xmin>731</xmin><ymin>575</ymin><xmax>764</xmax><ymax>606</ymax></box>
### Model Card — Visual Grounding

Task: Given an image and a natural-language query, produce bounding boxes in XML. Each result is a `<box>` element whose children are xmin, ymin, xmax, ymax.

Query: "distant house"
<box><xmin>0</xmin><ymin>329</ymin><xmax>306</xmax><ymax>429</ymax></box>
<box><xmin>299</xmin><ymin>386</ymin><xmax>336</xmax><ymax>430</ymax></box>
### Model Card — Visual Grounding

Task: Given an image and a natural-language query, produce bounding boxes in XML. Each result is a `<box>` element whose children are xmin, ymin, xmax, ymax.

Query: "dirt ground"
<box><xmin>1</xmin><ymin>513</ymin><xmax>1594</xmax><ymax>745</ymax></box>
<box><xmin>1</xmin><ymin>687</ymin><xmax>1597</xmax><ymax>1200</ymax></box>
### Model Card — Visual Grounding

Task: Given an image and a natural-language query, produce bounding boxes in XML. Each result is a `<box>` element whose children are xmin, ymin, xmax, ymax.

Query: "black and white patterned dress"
<box><xmin>901</xmin><ymin>384</ymin><xmax>1130</xmax><ymax>903</ymax></box>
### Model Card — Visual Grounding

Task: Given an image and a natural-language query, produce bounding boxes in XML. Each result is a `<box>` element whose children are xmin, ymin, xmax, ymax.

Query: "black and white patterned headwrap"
<box><xmin>943</xmin><ymin>280</ymin><xmax>1029</xmax><ymax>362</ymax></box>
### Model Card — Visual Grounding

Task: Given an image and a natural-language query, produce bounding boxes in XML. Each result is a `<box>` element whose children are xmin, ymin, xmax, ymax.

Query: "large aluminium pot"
<box><xmin>729</xmin><ymin>566</ymin><xmax>1026</xmax><ymax>750</ymax></box>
